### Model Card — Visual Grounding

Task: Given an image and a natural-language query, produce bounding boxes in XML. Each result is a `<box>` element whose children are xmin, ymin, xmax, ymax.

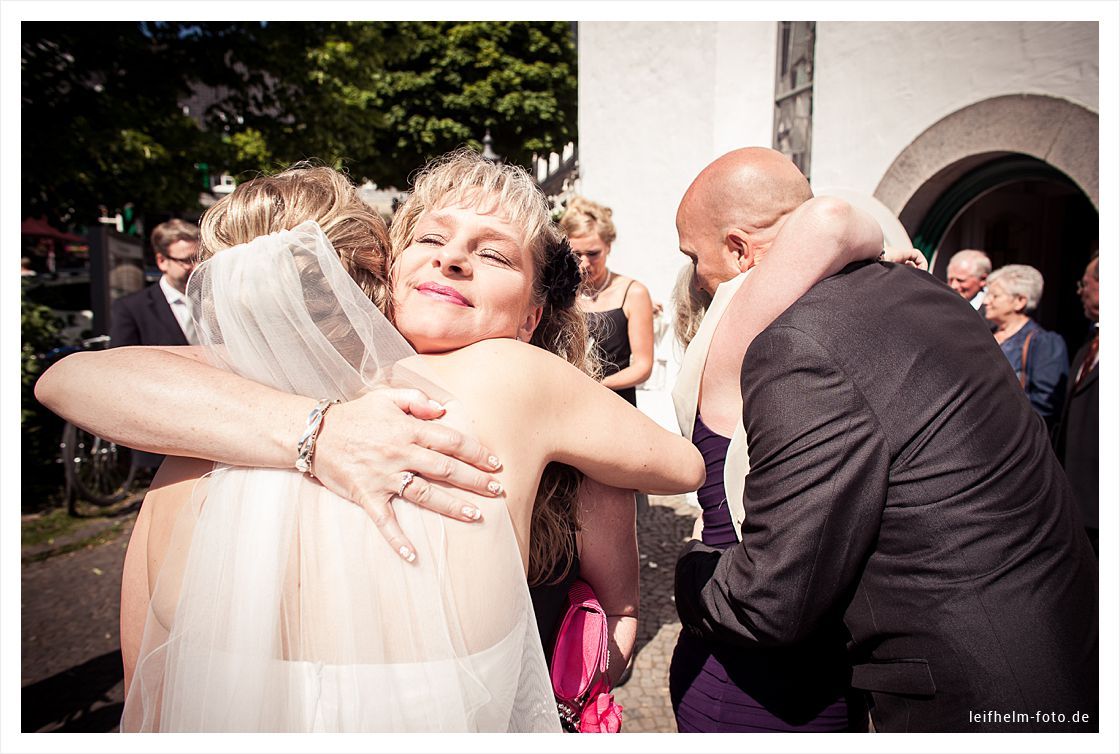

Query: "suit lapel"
<box><xmin>1072</xmin><ymin>363</ymin><xmax>1098</xmax><ymax>395</ymax></box>
<box><xmin>145</xmin><ymin>283</ymin><xmax>189</xmax><ymax>346</ymax></box>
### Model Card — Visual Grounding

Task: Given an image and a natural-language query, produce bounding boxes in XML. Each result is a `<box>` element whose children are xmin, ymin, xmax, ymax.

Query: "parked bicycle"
<box><xmin>44</xmin><ymin>336</ymin><xmax>140</xmax><ymax>514</ymax></box>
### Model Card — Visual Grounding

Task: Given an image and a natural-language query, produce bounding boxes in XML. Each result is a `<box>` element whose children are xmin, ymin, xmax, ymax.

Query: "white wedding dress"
<box><xmin>120</xmin><ymin>221</ymin><xmax>560</xmax><ymax>732</ymax></box>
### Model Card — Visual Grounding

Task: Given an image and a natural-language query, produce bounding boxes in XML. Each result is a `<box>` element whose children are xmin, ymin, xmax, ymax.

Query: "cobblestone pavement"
<box><xmin>21</xmin><ymin>498</ymin><xmax>142</xmax><ymax>733</ymax></box>
<box><xmin>611</xmin><ymin>494</ymin><xmax>697</xmax><ymax>734</ymax></box>
<box><xmin>20</xmin><ymin>492</ymin><xmax>699</xmax><ymax>734</ymax></box>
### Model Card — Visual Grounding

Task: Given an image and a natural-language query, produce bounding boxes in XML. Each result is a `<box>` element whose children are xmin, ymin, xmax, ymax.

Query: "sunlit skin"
<box><xmin>676</xmin><ymin>212</ymin><xmax>744</xmax><ymax>297</ymax></box>
<box><xmin>156</xmin><ymin>239</ymin><xmax>200</xmax><ymax>294</ymax></box>
<box><xmin>567</xmin><ymin>230</ymin><xmax>655</xmax><ymax>392</ymax></box>
<box><xmin>391</xmin><ymin>205</ymin><xmax>543</xmax><ymax>354</ymax></box>
<box><xmin>568</xmin><ymin>233</ymin><xmax>611</xmax><ymax>294</ymax></box>
<box><xmin>947</xmin><ymin>261</ymin><xmax>985</xmax><ymax>300</ymax></box>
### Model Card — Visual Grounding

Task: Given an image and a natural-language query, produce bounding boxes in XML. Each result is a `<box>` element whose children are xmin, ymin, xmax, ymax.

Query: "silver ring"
<box><xmin>396</xmin><ymin>471</ymin><xmax>416</xmax><ymax>498</ymax></box>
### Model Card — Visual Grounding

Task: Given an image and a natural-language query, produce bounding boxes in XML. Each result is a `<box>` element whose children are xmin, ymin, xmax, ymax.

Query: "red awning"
<box><xmin>21</xmin><ymin>217</ymin><xmax>85</xmax><ymax>243</ymax></box>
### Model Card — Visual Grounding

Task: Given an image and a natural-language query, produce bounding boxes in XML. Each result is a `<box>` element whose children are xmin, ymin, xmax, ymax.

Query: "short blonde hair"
<box><xmin>199</xmin><ymin>164</ymin><xmax>392</xmax><ymax>312</ymax></box>
<box><xmin>559</xmin><ymin>195</ymin><xmax>617</xmax><ymax>245</ymax></box>
<box><xmin>988</xmin><ymin>264</ymin><xmax>1045</xmax><ymax>313</ymax></box>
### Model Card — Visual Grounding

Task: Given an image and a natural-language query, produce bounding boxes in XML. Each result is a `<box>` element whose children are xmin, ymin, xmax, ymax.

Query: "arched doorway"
<box><xmin>918</xmin><ymin>155</ymin><xmax>1098</xmax><ymax>353</ymax></box>
<box><xmin>875</xmin><ymin>95</ymin><xmax>1099</xmax><ymax>354</ymax></box>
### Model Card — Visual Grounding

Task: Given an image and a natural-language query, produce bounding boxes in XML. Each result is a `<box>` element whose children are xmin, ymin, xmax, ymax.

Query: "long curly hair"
<box><xmin>672</xmin><ymin>262</ymin><xmax>713</xmax><ymax>349</ymax></box>
<box><xmin>391</xmin><ymin>149</ymin><xmax>597</xmax><ymax>586</ymax></box>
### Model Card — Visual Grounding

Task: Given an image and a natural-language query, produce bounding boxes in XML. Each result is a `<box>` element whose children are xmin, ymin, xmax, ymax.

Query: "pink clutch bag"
<box><xmin>550</xmin><ymin>579</ymin><xmax>623</xmax><ymax>733</ymax></box>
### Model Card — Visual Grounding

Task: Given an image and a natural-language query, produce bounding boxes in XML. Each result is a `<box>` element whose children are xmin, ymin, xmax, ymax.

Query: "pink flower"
<box><xmin>579</xmin><ymin>692</ymin><xmax>623</xmax><ymax>733</ymax></box>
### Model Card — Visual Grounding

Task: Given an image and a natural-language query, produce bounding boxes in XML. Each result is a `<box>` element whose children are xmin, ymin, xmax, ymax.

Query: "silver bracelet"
<box><xmin>295</xmin><ymin>398</ymin><xmax>341</xmax><ymax>477</ymax></box>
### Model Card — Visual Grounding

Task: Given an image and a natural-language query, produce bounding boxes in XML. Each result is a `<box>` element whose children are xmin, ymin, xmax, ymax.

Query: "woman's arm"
<box><xmin>1027</xmin><ymin>328</ymin><xmax>1070</xmax><ymax>427</ymax></box>
<box><xmin>485</xmin><ymin>340</ymin><xmax>704</xmax><ymax>494</ymax></box>
<box><xmin>37</xmin><ymin>346</ymin><xmax>310</xmax><ymax>464</ymax></box>
<box><xmin>35</xmin><ymin>345</ymin><xmax>505</xmax><ymax>557</ymax></box>
<box><xmin>575</xmin><ymin>480</ymin><xmax>639</xmax><ymax>685</ymax></box>
<box><xmin>711</xmin><ymin>196</ymin><xmax>884</xmax><ymax>369</ymax></box>
<box><xmin>601</xmin><ymin>281</ymin><xmax>654</xmax><ymax>391</ymax></box>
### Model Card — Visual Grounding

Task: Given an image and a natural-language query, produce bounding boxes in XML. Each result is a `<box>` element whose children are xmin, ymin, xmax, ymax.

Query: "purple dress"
<box><xmin>669</xmin><ymin>415</ymin><xmax>866</xmax><ymax>732</ymax></box>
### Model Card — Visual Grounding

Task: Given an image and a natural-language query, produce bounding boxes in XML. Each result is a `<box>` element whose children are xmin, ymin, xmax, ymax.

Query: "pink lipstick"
<box><xmin>417</xmin><ymin>282</ymin><xmax>471</xmax><ymax>307</ymax></box>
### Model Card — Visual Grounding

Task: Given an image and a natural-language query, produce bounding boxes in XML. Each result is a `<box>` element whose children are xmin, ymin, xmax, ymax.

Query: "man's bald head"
<box><xmin>676</xmin><ymin>148</ymin><xmax>813</xmax><ymax>293</ymax></box>
<box><xmin>677</xmin><ymin>147</ymin><xmax>813</xmax><ymax>243</ymax></box>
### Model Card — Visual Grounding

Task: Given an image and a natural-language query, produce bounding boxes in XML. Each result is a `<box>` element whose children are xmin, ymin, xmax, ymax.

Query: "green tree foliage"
<box><xmin>21</xmin><ymin>299</ymin><xmax>66</xmax><ymax>501</ymax></box>
<box><xmin>22</xmin><ymin>21</ymin><xmax>577</xmax><ymax>230</ymax></box>
<box><xmin>22</xmin><ymin>23</ymin><xmax>233</xmax><ymax>227</ymax></box>
<box><xmin>21</xmin><ymin>299</ymin><xmax>61</xmax><ymax>424</ymax></box>
<box><xmin>365</xmin><ymin>21</ymin><xmax>577</xmax><ymax>185</ymax></box>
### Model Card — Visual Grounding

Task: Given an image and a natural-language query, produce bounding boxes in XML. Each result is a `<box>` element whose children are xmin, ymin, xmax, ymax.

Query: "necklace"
<box><xmin>580</xmin><ymin>271</ymin><xmax>612</xmax><ymax>302</ymax></box>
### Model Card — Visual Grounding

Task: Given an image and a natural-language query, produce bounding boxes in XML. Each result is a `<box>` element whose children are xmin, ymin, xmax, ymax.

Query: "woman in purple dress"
<box><xmin>669</xmin><ymin>415</ymin><xmax>865</xmax><ymax>732</ymax></box>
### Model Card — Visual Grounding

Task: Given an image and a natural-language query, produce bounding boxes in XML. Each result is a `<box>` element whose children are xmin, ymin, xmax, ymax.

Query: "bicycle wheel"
<box><xmin>61</xmin><ymin>422</ymin><xmax>137</xmax><ymax>506</ymax></box>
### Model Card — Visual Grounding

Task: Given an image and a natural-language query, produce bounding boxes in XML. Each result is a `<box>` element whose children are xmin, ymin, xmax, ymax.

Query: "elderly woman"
<box><xmin>985</xmin><ymin>264</ymin><xmax>1069</xmax><ymax>429</ymax></box>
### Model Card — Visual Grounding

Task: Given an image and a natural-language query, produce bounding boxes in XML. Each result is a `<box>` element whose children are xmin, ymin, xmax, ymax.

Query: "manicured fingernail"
<box><xmin>462</xmin><ymin>505</ymin><xmax>482</xmax><ymax>521</ymax></box>
<box><xmin>428</xmin><ymin>399</ymin><xmax>444</xmax><ymax>412</ymax></box>
<box><xmin>487</xmin><ymin>480</ymin><xmax>502</xmax><ymax>495</ymax></box>
<box><xmin>487</xmin><ymin>455</ymin><xmax>501</xmax><ymax>469</ymax></box>
<box><xmin>398</xmin><ymin>546</ymin><xmax>416</xmax><ymax>562</ymax></box>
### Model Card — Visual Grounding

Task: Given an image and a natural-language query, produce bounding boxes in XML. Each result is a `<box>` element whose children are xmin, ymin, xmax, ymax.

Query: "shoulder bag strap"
<box><xmin>1019</xmin><ymin>329</ymin><xmax>1034</xmax><ymax>390</ymax></box>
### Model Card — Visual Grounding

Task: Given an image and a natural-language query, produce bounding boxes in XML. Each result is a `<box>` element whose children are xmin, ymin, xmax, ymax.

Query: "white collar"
<box><xmin>159</xmin><ymin>275</ymin><xmax>186</xmax><ymax>304</ymax></box>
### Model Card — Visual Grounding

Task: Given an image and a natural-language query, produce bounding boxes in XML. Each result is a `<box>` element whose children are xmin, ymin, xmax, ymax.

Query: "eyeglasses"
<box><xmin>162</xmin><ymin>253</ymin><xmax>199</xmax><ymax>267</ymax></box>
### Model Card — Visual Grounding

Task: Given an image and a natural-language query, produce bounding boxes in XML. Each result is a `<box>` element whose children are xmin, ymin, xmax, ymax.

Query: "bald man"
<box><xmin>672</xmin><ymin>148</ymin><xmax>1097</xmax><ymax>732</ymax></box>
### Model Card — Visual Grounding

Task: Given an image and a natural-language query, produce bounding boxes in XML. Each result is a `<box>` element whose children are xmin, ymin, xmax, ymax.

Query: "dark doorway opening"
<box><xmin>917</xmin><ymin>155</ymin><xmax>1098</xmax><ymax>354</ymax></box>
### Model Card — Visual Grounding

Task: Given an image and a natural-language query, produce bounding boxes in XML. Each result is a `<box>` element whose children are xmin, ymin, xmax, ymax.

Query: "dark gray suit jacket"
<box><xmin>1055</xmin><ymin>335</ymin><xmax>1099</xmax><ymax>530</ymax></box>
<box><xmin>676</xmin><ymin>262</ymin><xmax>1097</xmax><ymax>732</ymax></box>
<box><xmin>109</xmin><ymin>281</ymin><xmax>189</xmax><ymax>348</ymax></box>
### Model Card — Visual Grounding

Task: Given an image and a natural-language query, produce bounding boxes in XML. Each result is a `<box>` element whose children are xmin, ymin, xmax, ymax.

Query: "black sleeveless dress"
<box><xmin>586</xmin><ymin>280</ymin><xmax>637</xmax><ymax>406</ymax></box>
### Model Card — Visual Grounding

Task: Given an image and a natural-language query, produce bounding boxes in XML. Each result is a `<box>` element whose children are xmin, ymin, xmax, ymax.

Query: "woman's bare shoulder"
<box><xmin>416</xmin><ymin>339</ymin><xmax>582</xmax><ymax>410</ymax></box>
<box><xmin>618</xmin><ymin>276</ymin><xmax>652</xmax><ymax>306</ymax></box>
<box><xmin>429</xmin><ymin>338</ymin><xmax>574</xmax><ymax>374</ymax></box>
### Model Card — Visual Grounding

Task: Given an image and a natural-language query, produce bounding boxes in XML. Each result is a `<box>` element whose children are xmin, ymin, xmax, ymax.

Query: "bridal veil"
<box><xmin>120</xmin><ymin>221</ymin><xmax>559</xmax><ymax>732</ymax></box>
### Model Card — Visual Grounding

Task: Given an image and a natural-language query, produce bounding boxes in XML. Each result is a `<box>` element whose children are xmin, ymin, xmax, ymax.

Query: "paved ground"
<box><xmin>21</xmin><ymin>497</ymin><xmax>143</xmax><ymax>733</ymax></box>
<box><xmin>611</xmin><ymin>494</ymin><xmax>697</xmax><ymax>733</ymax></box>
<box><xmin>19</xmin><ymin>492</ymin><xmax>698</xmax><ymax>734</ymax></box>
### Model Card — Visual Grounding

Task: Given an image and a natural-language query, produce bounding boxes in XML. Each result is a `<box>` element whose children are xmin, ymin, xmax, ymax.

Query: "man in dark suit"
<box><xmin>109</xmin><ymin>219</ymin><xmax>200</xmax><ymax>471</ymax></box>
<box><xmin>673</xmin><ymin>148</ymin><xmax>1097</xmax><ymax>732</ymax></box>
<box><xmin>109</xmin><ymin>219</ymin><xmax>200</xmax><ymax>348</ymax></box>
<box><xmin>1054</xmin><ymin>254</ymin><xmax>1099</xmax><ymax>552</ymax></box>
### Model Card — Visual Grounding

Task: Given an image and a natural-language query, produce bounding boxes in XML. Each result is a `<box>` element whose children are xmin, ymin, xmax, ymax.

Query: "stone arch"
<box><xmin>873</xmin><ymin>94</ymin><xmax>1098</xmax><ymax>234</ymax></box>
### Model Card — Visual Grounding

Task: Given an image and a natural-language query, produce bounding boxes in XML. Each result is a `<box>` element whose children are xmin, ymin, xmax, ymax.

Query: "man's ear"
<box><xmin>725</xmin><ymin>228</ymin><xmax>756</xmax><ymax>272</ymax></box>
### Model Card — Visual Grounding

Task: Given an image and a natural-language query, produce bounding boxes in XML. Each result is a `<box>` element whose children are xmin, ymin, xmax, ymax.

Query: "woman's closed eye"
<box><xmin>417</xmin><ymin>234</ymin><xmax>446</xmax><ymax>246</ymax></box>
<box><xmin>479</xmin><ymin>248</ymin><xmax>513</xmax><ymax>266</ymax></box>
